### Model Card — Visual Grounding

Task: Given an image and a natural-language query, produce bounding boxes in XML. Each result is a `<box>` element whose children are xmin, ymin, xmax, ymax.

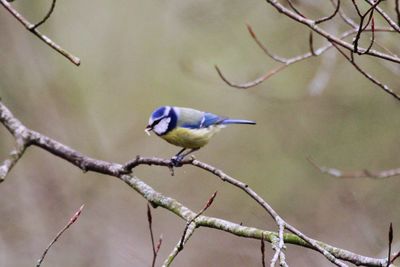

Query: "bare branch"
<box><xmin>164</xmin><ymin>192</ymin><xmax>217</xmax><ymax>266</ymax></box>
<box><xmin>162</xmin><ymin>222</ymin><xmax>196</xmax><ymax>267</ymax></box>
<box><xmin>390</xmin><ymin>251</ymin><xmax>400</xmax><ymax>265</ymax></box>
<box><xmin>0</xmin><ymin>101</ymin><xmax>390</xmax><ymax>266</ymax></box>
<box><xmin>215</xmin><ymin>64</ymin><xmax>287</xmax><ymax>89</ymax></box>
<box><xmin>315</xmin><ymin>0</ymin><xmax>340</xmax><ymax>24</ymax></box>
<box><xmin>246</xmin><ymin>24</ymin><xmax>287</xmax><ymax>63</ymax></box>
<box><xmin>147</xmin><ymin>204</ymin><xmax>163</xmax><ymax>267</ymax></box>
<box><xmin>388</xmin><ymin>223</ymin><xmax>393</xmax><ymax>267</ymax></box>
<box><xmin>31</xmin><ymin>0</ymin><xmax>57</xmax><ymax>29</ymax></box>
<box><xmin>36</xmin><ymin>204</ymin><xmax>84</xmax><ymax>267</ymax></box>
<box><xmin>0</xmin><ymin>0</ymin><xmax>81</xmax><ymax>65</ymax></box>
<box><xmin>387</xmin><ymin>223</ymin><xmax>400</xmax><ymax>265</ymax></box>
<box><xmin>353</xmin><ymin>3</ymin><xmax>377</xmax><ymax>55</ymax></box>
<box><xmin>373</xmin><ymin>38</ymin><xmax>398</xmax><ymax>57</ymax></box>
<box><xmin>270</xmin><ymin>220</ymin><xmax>288</xmax><ymax>267</ymax></box>
<box><xmin>263</xmin><ymin>0</ymin><xmax>400</xmax><ymax>63</ymax></box>
<box><xmin>396</xmin><ymin>0</ymin><xmax>400</xmax><ymax>26</ymax></box>
<box><xmin>188</xmin><ymin>160</ymin><xmax>347</xmax><ymax>267</ymax></box>
<box><xmin>0</xmin><ymin>138</ymin><xmax>27</xmax><ymax>182</ymax></box>
<box><xmin>286</xmin><ymin>0</ymin><xmax>306</xmax><ymax>18</ymax></box>
<box><xmin>331</xmin><ymin>42</ymin><xmax>400</xmax><ymax>101</ymax></box>
<box><xmin>309</xmin><ymin>31</ymin><xmax>316</xmax><ymax>56</ymax></box>
<box><xmin>335</xmin><ymin>0</ymin><xmax>358</xmax><ymax>28</ymax></box>
<box><xmin>351</xmin><ymin>0</ymin><xmax>363</xmax><ymax>17</ymax></box>
<box><xmin>286</xmin><ymin>0</ymin><xmax>340</xmax><ymax>24</ymax></box>
<box><xmin>217</xmin><ymin>26</ymin><xmax>396</xmax><ymax>90</ymax></box>
<box><xmin>365</xmin><ymin>0</ymin><xmax>400</xmax><ymax>32</ymax></box>
<box><xmin>309</xmin><ymin>157</ymin><xmax>400</xmax><ymax>179</ymax></box>
<box><xmin>261</xmin><ymin>233</ymin><xmax>266</xmax><ymax>267</ymax></box>
<box><xmin>178</xmin><ymin>191</ymin><xmax>217</xmax><ymax>251</ymax></box>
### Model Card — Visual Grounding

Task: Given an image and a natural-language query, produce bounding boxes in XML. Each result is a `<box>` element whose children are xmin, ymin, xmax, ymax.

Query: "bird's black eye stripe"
<box><xmin>151</xmin><ymin>117</ymin><xmax>164</xmax><ymax>127</ymax></box>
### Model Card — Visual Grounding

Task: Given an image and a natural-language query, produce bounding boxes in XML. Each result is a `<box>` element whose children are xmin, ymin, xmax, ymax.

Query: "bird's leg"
<box><xmin>171</xmin><ymin>148</ymin><xmax>199</xmax><ymax>166</ymax></box>
<box><xmin>171</xmin><ymin>148</ymin><xmax>186</xmax><ymax>166</ymax></box>
<box><xmin>175</xmin><ymin>148</ymin><xmax>186</xmax><ymax>157</ymax></box>
<box><xmin>180</xmin><ymin>148</ymin><xmax>199</xmax><ymax>159</ymax></box>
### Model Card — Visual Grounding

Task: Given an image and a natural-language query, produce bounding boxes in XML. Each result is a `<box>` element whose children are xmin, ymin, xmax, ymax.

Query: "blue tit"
<box><xmin>145</xmin><ymin>106</ymin><xmax>256</xmax><ymax>165</ymax></box>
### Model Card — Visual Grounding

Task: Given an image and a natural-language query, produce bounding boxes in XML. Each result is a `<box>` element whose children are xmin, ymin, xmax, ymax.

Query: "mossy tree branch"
<box><xmin>0</xmin><ymin>100</ymin><xmax>392</xmax><ymax>266</ymax></box>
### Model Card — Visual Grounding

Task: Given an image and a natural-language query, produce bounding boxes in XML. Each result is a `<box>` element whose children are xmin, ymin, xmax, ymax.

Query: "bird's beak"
<box><xmin>145</xmin><ymin>125</ymin><xmax>152</xmax><ymax>136</ymax></box>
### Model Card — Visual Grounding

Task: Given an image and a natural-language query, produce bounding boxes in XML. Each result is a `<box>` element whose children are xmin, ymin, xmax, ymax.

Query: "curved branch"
<box><xmin>331</xmin><ymin>42</ymin><xmax>400</xmax><ymax>101</ymax></box>
<box><xmin>32</xmin><ymin>0</ymin><xmax>57</xmax><ymax>29</ymax></box>
<box><xmin>263</xmin><ymin>0</ymin><xmax>400</xmax><ymax>63</ymax></box>
<box><xmin>215</xmin><ymin>64</ymin><xmax>287</xmax><ymax>89</ymax></box>
<box><xmin>315</xmin><ymin>0</ymin><xmax>340</xmax><ymax>24</ymax></box>
<box><xmin>216</xmin><ymin>27</ymin><xmax>398</xmax><ymax>101</ymax></box>
<box><xmin>0</xmin><ymin>0</ymin><xmax>81</xmax><ymax>66</ymax></box>
<box><xmin>365</xmin><ymin>0</ymin><xmax>400</xmax><ymax>33</ymax></box>
<box><xmin>0</xmin><ymin>101</ymin><xmax>389</xmax><ymax>266</ymax></box>
<box><xmin>309</xmin><ymin>157</ymin><xmax>400</xmax><ymax>179</ymax></box>
<box><xmin>36</xmin><ymin>204</ymin><xmax>84</xmax><ymax>267</ymax></box>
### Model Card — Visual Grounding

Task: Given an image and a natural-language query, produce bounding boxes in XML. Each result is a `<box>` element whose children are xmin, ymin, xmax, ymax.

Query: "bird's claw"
<box><xmin>171</xmin><ymin>155</ymin><xmax>183</xmax><ymax>167</ymax></box>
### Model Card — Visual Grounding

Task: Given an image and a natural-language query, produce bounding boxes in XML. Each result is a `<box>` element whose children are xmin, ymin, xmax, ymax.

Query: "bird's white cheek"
<box><xmin>154</xmin><ymin>118</ymin><xmax>171</xmax><ymax>135</ymax></box>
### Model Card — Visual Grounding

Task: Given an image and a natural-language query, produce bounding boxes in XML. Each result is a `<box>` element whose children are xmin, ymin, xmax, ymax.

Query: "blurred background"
<box><xmin>1</xmin><ymin>0</ymin><xmax>400</xmax><ymax>266</ymax></box>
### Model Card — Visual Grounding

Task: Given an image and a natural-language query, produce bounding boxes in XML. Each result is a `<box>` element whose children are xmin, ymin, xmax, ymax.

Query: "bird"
<box><xmin>145</xmin><ymin>106</ymin><xmax>256</xmax><ymax>165</ymax></box>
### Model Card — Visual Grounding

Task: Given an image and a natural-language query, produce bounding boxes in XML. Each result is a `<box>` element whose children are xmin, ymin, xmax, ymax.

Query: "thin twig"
<box><xmin>309</xmin><ymin>157</ymin><xmax>400</xmax><ymax>179</ymax></box>
<box><xmin>286</xmin><ymin>0</ymin><xmax>339</xmax><ymax>24</ymax></box>
<box><xmin>309</xmin><ymin>31</ymin><xmax>316</xmax><ymax>56</ymax></box>
<box><xmin>315</xmin><ymin>0</ymin><xmax>340</xmax><ymax>24</ymax></box>
<box><xmin>351</xmin><ymin>0</ymin><xmax>363</xmax><ymax>17</ymax></box>
<box><xmin>353</xmin><ymin>3</ymin><xmax>377</xmax><ymax>55</ymax></box>
<box><xmin>387</xmin><ymin>223</ymin><xmax>400</xmax><ymax>265</ymax></box>
<box><xmin>164</xmin><ymin>191</ymin><xmax>217</xmax><ymax>266</ymax></box>
<box><xmin>270</xmin><ymin>219</ymin><xmax>287</xmax><ymax>267</ymax></box>
<box><xmin>261</xmin><ymin>232</ymin><xmax>266</xmax><ymax>267</ymax></box>
<box><xmin>0</xmin><ymin>0</ymin><xmax>80</xmax><ymax>65</ymax></box>
<box><xmin>396</xmin><ymin>0</ymin><xmax>400</xmax><ymax>26</ymax></box>
<box><xmin>31</xmin><ymin>0</ymin><xmax>57</xmax><ymax>29</ymax></box>
<box><xmin>246</xmin><ymin>24</ymin><xmax>287</xmax><ymax>63</ymax></box>
<box><xmin>217</xmin><ymin>26</ymin><xmax>397</xmax><ymax>90</ymax></box>
<box><xmin>178</xmin><ymin>191</ymin><xmax>217</xmax><ymax>251</ymax></box>
<box><xmin>0</xmin><ymin>138</ymin><xmax>28</xmax><ymax>182</ymax></box>
<box><xmin>335</xmin><ymin>0</ymin><xmax>358</xmax><ymax>28</ymax></box>
<box><xmin>387</xmin><ymin>223</ymin><xmax>393</xmax><ymax>267</ymax></box>
<box><xmin>372</xmin><ymin>38</ymin><xmax>397</xmax><ymax>57</ymax></box>
<box><xmin>147</xmin><ymin>204</ymin><xmax>163</xmax><ymax>267</ymax></box>
<box><xmin>162</xmin><ymin>222</ymin><xmax>196</xmax><ymax>267</ymax></box>
<box><xmin>264</xmin><ymin>0</ymin><xmax>400</xmax><ymax>63</ymax></box>
<box><xmin>390</xmin><ymin>251</ymin><xmax>400</xmax><ymax>265</ymax></box>
<box><xmin>331</xmin><ymin>42</ymin><xmax>400</xmax><ymax>101</ymax></box>
<box><xmin>36</xmin><ymin>204</ymin><xmax>84</xmax><ymax>267</ymax></box>
<box><xmin>215</xmin><ymin>64</ymin><xmax>287</xmax><ymax>89</ymax></box>
<box><xmin>286</xmin><ymin>0</ymin><xmax>306</xmax><ymax>18</ymax></box>
<box><xmin>365</xmin><ymin>0</ymin><xmax>400</xmax><ymax>32</ymax></box>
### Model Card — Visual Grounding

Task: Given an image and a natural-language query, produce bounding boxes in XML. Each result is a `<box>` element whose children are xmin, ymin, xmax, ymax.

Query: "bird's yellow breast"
<box><xmin>161</xmin><ymin>126</ymin><xmax>223</xmax><ymax>149</ymax></box>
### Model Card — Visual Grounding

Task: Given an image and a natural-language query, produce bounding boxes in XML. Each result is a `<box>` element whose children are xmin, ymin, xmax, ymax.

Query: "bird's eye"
<box><xmin>151</xmin><ymin>117</ymin><xmax>164</xmax><ymax>127</ymax></box>
<box><xmin>152</xmin><ymin>119</ymin><xmax>160</xmax><ymax>126</ymax></box>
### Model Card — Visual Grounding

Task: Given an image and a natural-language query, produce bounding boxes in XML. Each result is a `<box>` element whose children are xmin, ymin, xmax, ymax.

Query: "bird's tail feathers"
<box><xmin>221</xmin><ymin>119</ymin><xmax>256</xmax><ymax>125</ymax></box>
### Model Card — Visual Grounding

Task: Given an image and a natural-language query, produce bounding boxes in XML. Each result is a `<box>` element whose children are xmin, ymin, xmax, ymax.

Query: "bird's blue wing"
<box><xmin>179</xmin><ymin>112</ymin><xmax>224</xmax><ymax>129</ymax></box>
<box><xmin>199</xmin><ymin>112</ymin><xmax>225</xmax><ymax>128</ymax></box>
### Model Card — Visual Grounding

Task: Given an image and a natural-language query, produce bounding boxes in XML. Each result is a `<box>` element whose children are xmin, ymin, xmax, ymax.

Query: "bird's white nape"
<box><xmin>153</xmin><ymin>117</ymin><xmax>171</xmax><ymax>135</ymax></box>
